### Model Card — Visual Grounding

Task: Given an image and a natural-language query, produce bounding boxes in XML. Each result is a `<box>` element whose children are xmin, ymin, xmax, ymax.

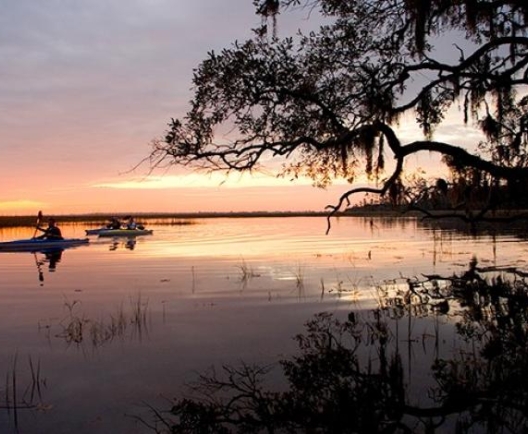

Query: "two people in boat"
<box><xmin>36</xmin><ymin>218</ymin><xmax>63</xmax><ymax>240</ymax></box>
<box><xmin>106</xmin><ymin>216</ymin><xmax>141</xmax><ymax>230</ymax></box>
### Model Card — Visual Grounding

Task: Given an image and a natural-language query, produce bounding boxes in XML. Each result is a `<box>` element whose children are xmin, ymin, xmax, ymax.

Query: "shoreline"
<box><xmin>0</xmin><ymin>210</ymin><xmax>404</xmax><ymax>228</ymax></box>
<box><xmin>0</xmin><ymin>211</ymin><xmax>328</xmax><ymax>228</ymax></box>
<box><xmin>2</xmin><ymin>208</ymin><xmax>526</xmax><ymax>228</ymax></box>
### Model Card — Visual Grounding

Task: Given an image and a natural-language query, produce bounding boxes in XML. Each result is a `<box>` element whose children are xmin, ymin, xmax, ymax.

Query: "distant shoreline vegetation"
<box><xmin>2</xmin><ymin>207</ymin><xmax>526</xmax><ymax>228</ymax></box>
<box><xmin>0</xmin><ymin>204</ymin><xmax>528</xmax><ymax>228</ymax></box>
<box><xmin>0</xmin><ymin>211</ymin><xmax>344</xmax><ymax>228</ymax></box>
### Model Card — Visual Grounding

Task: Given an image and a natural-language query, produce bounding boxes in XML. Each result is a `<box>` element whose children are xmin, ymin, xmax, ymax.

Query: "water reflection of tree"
<box><xmin>418</xmin><ymin>216</ymin><xmax>528</xmax><ymax>239</ymax></box>
<box><xmin>433</xmin><ymin>261</ymin><xmax>528</xmax><ymax>434</ymax></box>
<box><xmin>145</xmin><ymin>260</ymin><xmax>528</xmax><ymax>433</ymax></box>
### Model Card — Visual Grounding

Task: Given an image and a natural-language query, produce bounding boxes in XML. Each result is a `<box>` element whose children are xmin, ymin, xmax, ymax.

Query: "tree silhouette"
<box><xmin>147</xmin><ymin>0</ymin><xmax>528</xmax><ymax>226</ymax></box>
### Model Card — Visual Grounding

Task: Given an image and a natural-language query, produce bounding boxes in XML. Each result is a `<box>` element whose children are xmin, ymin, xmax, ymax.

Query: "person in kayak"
<box><xmin>106</xmin><ymin>217</ymin><xmax>122</xmax><ymax>229</ymax></box>
<box><xmin>36</xmin><ymin>218</ymin><xmax>64</xmax><ymax>240</ymax></box>
<box><xmin>126</xmin><ymin>216</ymin><xmax>137</xmax><ymax>230</ymax></box>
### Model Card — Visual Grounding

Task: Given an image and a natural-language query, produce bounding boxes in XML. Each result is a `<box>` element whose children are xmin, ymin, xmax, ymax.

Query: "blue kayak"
<box><xmin>0</xmin><ymin>238</ymin><xmax>89</xmax><ymax>252</ymax></box>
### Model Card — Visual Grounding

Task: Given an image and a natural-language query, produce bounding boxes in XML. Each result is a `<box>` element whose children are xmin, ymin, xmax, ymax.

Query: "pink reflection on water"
<box><xmin>0</xmin><ymin>217</ymin><xmax>525</xmax><ymax>433</ymax></box>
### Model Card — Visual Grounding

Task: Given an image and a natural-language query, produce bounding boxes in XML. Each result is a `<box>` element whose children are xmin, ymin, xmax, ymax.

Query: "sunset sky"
<box><xmin>0</xmin><ymin>0</ymin><xmax>483</xmax><ymax>216</ymax></box>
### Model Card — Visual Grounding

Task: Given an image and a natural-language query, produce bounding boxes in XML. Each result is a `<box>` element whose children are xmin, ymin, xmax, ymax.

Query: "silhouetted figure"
<box><xmin>126</xmin><ymin>216</ymin><xmax>137</xmax><ymax>230</ymax></box>
<box><xmin>35</xmin><ymin>218</ymin><xmax>63</xmax><ymax>240</ymax></box>
<box><xmin>107</xmin><ymin>217</ymin><xmax>122</xmax><ymax>229</ymax></box>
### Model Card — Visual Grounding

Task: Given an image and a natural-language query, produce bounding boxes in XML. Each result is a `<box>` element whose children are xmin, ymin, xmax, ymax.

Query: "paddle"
<box><xmin>32</xmin><ymin>210</ymin><xmax>43</xmax><ymax>239</ymax></box>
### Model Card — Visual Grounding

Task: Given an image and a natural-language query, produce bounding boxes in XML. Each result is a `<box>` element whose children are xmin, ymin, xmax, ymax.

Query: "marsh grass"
<box><xmin>0</xmin><ymin>211</ymin><xmax>332</xmax><ymax>228</ymax></box>
<box><xmin>141</xmin><ymin>218</ymin><xmax>196</xmax><ymax>226</ymax></box>
<box><xmin>236</xmin><ymin>258</ymin><xmax>260</xmax><ymax>288</ymax></box>
<box><xmin>1</xmin><ymin>353</ymin><xmax>48</xmax><ymax>431</ymax></box>
<box><xmin>56</xmin><ymin>294</ymin><xmax>150</xmax><ymax>349</ymax></box>
<box><xmin>0</xmin><ymin>214</ymin><xmax>197</xmax><ymax>228</ymax></box>
<box><xmin>322</xmin><ymin>271</ymin><xmax>363</xmax><ymax>304</ymax></box>
<box><xmin>293</xmin><ymin>264</ymin><xmax>305</xmax><ymax>298</ymax></box>
<box><xmin>191</xmin><ymin>266</ymin><xmax>196</xmax><ymax>293</ymax></box>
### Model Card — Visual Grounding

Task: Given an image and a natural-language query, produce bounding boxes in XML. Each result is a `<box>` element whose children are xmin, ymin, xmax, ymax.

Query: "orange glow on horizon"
<box><xmin>1</xmin><ymin>113</ymin><xmax>481</xmax><ymax>217</ymax></box>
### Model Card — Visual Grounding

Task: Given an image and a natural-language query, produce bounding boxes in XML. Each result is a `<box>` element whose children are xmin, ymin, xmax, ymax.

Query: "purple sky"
<box><xmin>0</xmin><ymin>1</ymin><xmax>482</xmax><ymax>215</ymax></box>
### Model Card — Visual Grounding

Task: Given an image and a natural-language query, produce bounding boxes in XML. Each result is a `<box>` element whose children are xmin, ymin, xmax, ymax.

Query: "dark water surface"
<box><xmin>0</xmin><ymin>216</ymin><xmax>526</xmax><ymax>433</ymax></box>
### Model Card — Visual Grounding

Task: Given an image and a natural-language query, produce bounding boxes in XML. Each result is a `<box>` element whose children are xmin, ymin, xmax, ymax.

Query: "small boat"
<box><xmin>85</xmin><ymin>227</ymin><xmax>110</xmax><ymax>235</ymax></box>
<box><xmin>86</xmin><ymin>228</ymin><xmax>153</xmax><ymax>237</ymax></box>
<box><xmin>0</xmin><ymin>238</ymin><xmax>90</xmax><ymax>252</ymax></box>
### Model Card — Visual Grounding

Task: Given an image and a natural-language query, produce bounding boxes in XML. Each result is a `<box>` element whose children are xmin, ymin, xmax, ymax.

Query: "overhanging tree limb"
<box><xmin>147</xmin><ymin>0</ymin><xmax>528</xmax><ymax>225</ymax></box>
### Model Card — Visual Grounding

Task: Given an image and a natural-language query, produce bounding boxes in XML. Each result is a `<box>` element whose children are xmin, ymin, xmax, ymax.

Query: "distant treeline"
<box><xmin>0</xmin><ymin>211</ymin><xmax>336</xmax><ymax>228</ymax></box>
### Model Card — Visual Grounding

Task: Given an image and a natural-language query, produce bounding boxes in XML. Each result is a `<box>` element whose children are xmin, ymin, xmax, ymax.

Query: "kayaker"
<box><xmin>126</xmin><ymin>216</ymin><xmax>137</xmax><ymax>230</ymax></box>
<box><xmin>107</xmin><ymin>217</ymin><xmax>122</xmax><ymax>229</ymax></box>
<box><xmin>35</xmin><ymin>218</ymin><xmax>64</xmax><ymax>240</ymax></box>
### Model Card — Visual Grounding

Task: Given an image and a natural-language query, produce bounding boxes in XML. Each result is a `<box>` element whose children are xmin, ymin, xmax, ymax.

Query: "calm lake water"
<box><xmin>0</xmin><ymin>216</ymin><xmax>526</xmax><ymax>433</ymax></box>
